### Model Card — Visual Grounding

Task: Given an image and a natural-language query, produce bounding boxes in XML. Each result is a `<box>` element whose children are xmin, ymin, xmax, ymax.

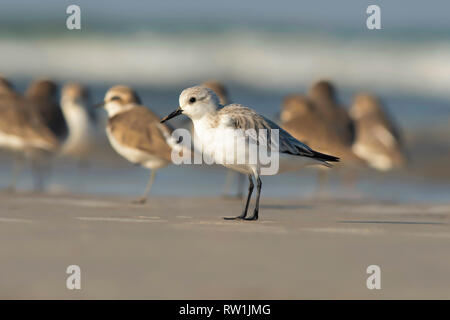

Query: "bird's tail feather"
<box><xmin>311</xmin><ymin>150</ymin><xmax>340</xmax><ymax>163</ymax></box>
<box><xmin>308</xmin><ymin>150</ymin><xmax>340</xmax><ymax>168</ymax></box>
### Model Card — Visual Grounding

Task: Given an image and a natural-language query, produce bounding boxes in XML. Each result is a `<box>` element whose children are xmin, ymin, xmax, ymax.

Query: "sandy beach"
<box><xmin>0</xmin><ymin>191</ymin><xmax>449</xmax><ymax>299</ymax></box>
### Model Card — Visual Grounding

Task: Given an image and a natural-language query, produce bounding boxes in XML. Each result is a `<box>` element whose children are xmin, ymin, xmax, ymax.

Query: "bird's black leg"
<box><xmin>245</xmin><ymin>176</ymin><xmax>261</xmax><ymax>221</ymax></box>
<box><xmin>224</xmin><ymin>174</ymin><xmax>254</xmax><ymax>220</ymax></box>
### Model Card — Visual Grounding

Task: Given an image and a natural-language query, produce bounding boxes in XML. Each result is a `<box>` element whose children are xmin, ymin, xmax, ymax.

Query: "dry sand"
<box><xmin>0</xmin><ymin>192</ymin><xmax>449</xmax><ymax>299</ymax></box>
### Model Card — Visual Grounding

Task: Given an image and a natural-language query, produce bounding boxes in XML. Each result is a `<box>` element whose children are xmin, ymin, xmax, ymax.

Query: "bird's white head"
<box><xmin>100</xmin><ymin>85</ymin><xmax>141</xmax><ymax>117</ymax></box>
<box><xmin>161</xmin><ymin>86</ymin><xmax>220</xmax><ymax>123</ymax></box>
<box><xmin>179</xmin><ymin>86</ymin><xmax>220</xmax><ymax>119</ymax></box>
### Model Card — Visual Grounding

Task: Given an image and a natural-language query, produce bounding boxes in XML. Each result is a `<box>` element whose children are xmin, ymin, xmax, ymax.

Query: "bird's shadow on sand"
<box><xmin>261</xmin><ymin>204</ymin><xmax>313</xmax><ymax>210</ymax></box>
<box><xmin>338</xmin><ymin>220</ymin><xmax>446</xmax><ymax>225</ymax></box>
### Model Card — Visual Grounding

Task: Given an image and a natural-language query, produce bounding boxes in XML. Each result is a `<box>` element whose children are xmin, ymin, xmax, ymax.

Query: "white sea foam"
<box><xmin>1</xmin><ymin>31</ymin><xmax>450</xmax><ymax>99</ymax></box>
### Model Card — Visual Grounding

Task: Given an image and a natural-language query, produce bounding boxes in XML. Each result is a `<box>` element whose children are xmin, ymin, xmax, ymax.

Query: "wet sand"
<box><xmin>0</xmin><ymin>192</ymin><xmax>449</xmax><ymax>299</ymax></box>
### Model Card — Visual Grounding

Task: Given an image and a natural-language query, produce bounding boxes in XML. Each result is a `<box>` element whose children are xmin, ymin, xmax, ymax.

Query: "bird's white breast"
<box><xmin>61</xmin><ymin>101</ymin><xmax>97</xmax><ymax>157</ymax></box>
<box><xmin>192</xmin><ymin>117</ymin><xmax>260</xmax><ymax>174</ymax></box>
<box><xmin>352</xmin><ymin>143</ymin><xmax>392</xmax><ymax>171</ymax></box>
<box><xmin>0</xmin><ymin>131</ymin><xmax>27</xmax><ymax>151</ymax></box>
<box><xmin>0</xmin><ymin>129</ymin><xmax>54</xmax><ymax>152</ymax></box>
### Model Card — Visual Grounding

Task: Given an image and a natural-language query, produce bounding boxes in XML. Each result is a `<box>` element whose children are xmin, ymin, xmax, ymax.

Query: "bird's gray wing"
<box><xmin>219</xmin><ymin>104</ymin><xmax>315</xmax><ymax>157</ymax></box>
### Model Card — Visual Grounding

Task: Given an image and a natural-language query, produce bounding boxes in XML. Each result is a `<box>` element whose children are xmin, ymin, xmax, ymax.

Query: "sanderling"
<box><xmin>98</xmin><ymin>85</ymin><xmax>179</xmax><ymax>204</ymax></box>
<box><xmin>349</xmin><ymin>93</ymin><xmax>407</xmax><ymax>171</ymax></box>
<box><xmin>201</xmin><ymin>80</ymin><xmax>245</xmax><ymax>199</ymax></box>
<box><xmin>0</xmin><ymin>76</ymin><xmax>58</xmax><ymax>190</ymax></box>
<box><xmin>161</xmin><ymin>86</ymin><xmax>339</xmax><ymax>220</ymax></box>
<box><xmin>60</xmin><ymin>82</ymin><xmax>98</xmax><ymax>166</ymax></box>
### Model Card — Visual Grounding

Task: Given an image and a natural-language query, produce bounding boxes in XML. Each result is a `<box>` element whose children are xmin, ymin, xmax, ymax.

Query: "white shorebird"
<box><xmin>201</xmin><ymin>80</ymin><xmax>245</xmax><ymax>199</ymax></box>
<box><xmin>60</xmin><ymin>82</ymin><xmax>98</xmax><ymax>166</ymax></box>
<box><xmin>0</xmin><ymin>76</ymin><xmax>59</xmax><ymax>190</ymax></box>
<box><xmin>350</xmin><ymin>93</ymin><xmax>407</xmax><ymax>171</ymax></box>
<box><xmin>161</xmin><ymin>86</ymin><xmax>339</xmax><ymax>220</ymax></box>
<box><xmin>98</xmin><ymin>85</ymin><xmax>179</xmax><ymax>204</ymax></box>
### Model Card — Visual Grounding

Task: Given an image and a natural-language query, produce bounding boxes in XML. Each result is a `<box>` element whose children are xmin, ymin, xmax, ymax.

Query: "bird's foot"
<box><xmin>244</xmin><ymin>211</ymin><xmax>259</xmax><ymax>221</ymax></box>
<box><xmin>223</xmin><ymin>214</ymin><xmax>247</xmax><ymax>220</ymax></box>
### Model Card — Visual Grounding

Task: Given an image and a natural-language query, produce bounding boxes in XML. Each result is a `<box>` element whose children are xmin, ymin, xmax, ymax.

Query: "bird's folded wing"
<box><xmin>219</xmin><ymin>104</ymin><xmax>314</xmax><ymax>157</ymax></box>
<box><xmin>108</xmin><ymin>106</ymin><xmax>173</xmax><ymax>161</ymax></box>
<box><xmin>0</xmin><ymin>94</ymin><xmax>58</xmax><ymax>150</ymax></box>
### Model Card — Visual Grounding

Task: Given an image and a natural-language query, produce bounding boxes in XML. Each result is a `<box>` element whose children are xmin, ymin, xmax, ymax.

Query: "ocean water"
<box><xmin>1</xmin><ymin>28</ymin><xmax>450</xmax><ymax>102</ymax></box>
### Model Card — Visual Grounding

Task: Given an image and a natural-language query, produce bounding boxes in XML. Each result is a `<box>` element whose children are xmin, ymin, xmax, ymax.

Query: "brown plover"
<box><xmin>99</xmin><ymin>85</ymin><xmax>179</xmax><ymax>204</ymax></box>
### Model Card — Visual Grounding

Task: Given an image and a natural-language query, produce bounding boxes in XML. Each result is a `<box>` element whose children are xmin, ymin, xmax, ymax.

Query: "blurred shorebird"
<box><xmin>60</xmin><ymin>82</ymin><xmax>98</xmax><ymax>167</ymax></box>
<box><xmin>350</xmin><ymin>93</ymin><xmax>407</xmax><ymax>171</ymax></box>
<box><xmin>281</xmin><ymin>94</ymin><xmax>359</xmax><ymax>162</ymax></box>
<box><xmin>201</xmin><ymin>80</ymin><xmax>245</xmax><ymax>199</ymax></box>
<box><xmin>281</xmin><ymin>90</ymin><xmax>363</xmax><ymax>195</ymax></box>
<box><xmin>25</xmin><ymin>79</ymin><xmax>67</xmax><ymax>189</ymax></box>
<box><xmin>301</xmin><ymin>80</ymin><xmax>365</xmax><ymax>192</ymax></box>
<box><xmin>98</xmin><ymin>85</ymin><xmax>179</xmax><ymax>204</ymax></box>
<box><xmin>26</xmin><ymin>79</ymin><xmax>68</xmax><ymax>141</ymax></box>
<box><xmin>307</xmin><ymin>80</ymin><xmax>355</xmax><ymax>145</ymax></box>
<box><xmin>161</xmin><ymin>86</ymin><xmax>339</xmax><ymax>221</ymax></box>
<box><xmin>0</xmin><ymin>76</ymin><xmax>58</xmax><ymax>190</ymax></box>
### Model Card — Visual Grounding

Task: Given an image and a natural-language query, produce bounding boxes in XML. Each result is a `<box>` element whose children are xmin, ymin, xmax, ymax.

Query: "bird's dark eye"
<box><xmin>189</xmin><ymin>97</ymin><xmax>196</xmax><ymax>104</ymax></box>
<box><xmin>110</xmin><ymin>96</ymin><xmax>120</xmax><ymax>101</ymax></box>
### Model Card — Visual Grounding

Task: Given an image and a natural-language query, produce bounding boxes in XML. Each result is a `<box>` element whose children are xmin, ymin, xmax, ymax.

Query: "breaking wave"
<box><xmin>1</xmin><ymin>29</ymin><xmax>450</xmax><ymax>99</ymax></box>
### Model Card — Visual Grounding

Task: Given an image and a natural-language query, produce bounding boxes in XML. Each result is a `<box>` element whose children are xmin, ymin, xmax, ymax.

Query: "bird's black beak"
<box><xmin>94</xmin><ymin>101</ymin><xmax>105</xmax><ymax>108</ymax></box>
<box><xmin>161</xmin><ymin>107</ymin><xmax>183</xmax><ymax>123</ymax></box>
